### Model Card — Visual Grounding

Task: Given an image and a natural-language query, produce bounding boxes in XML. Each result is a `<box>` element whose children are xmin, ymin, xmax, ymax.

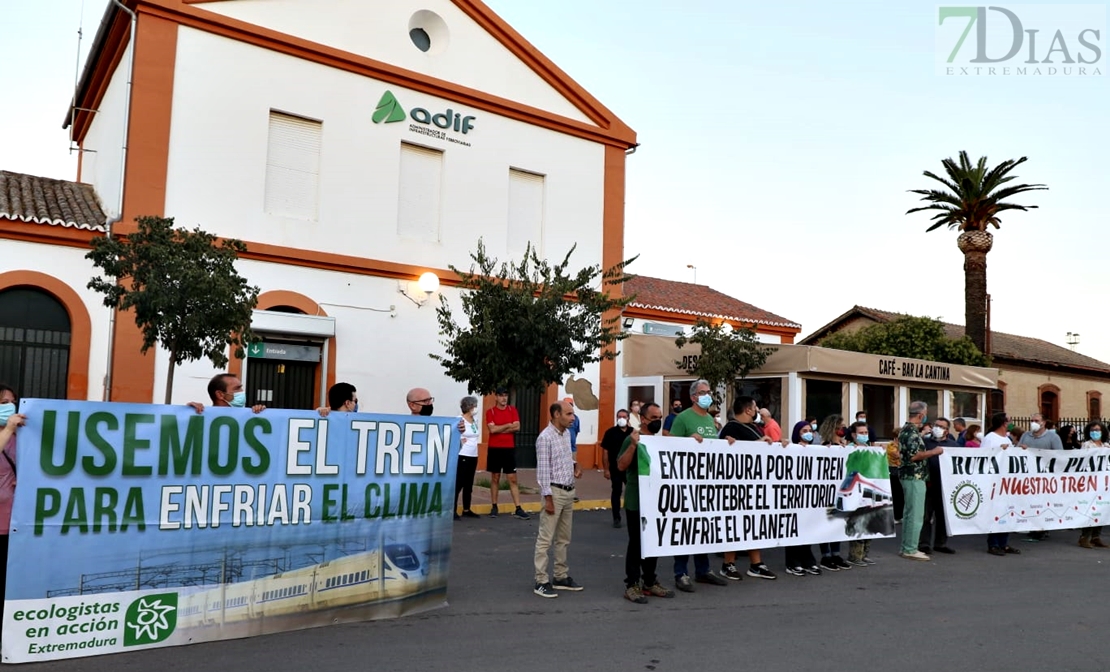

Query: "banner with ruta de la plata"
<box><xmin>637</xmin><ymin>437</ymin><xmax>895</xmax><ymax>557</ymax></box>
<box><xmin>3</xmin><ymin>400</ymin><xmax>459</xmax><ymax>664</ymax></box>
<box><xmin>940</xmin><ymin>447</ymin><xmax>1110</xmax><ymax>535</ymax></box>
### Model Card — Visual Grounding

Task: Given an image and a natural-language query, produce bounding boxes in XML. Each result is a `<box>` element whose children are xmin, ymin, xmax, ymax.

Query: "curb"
<box><xmin>462</xmin><ymin>500</ymin><xmax>611</xmax><ymax>515</ymax></box>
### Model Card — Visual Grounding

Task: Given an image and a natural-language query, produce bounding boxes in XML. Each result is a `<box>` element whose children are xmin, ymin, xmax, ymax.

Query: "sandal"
<box><xmin>1003</xmin><ymin>546</ymin><xmax>1021</xmax><ymax>554</ymax></box>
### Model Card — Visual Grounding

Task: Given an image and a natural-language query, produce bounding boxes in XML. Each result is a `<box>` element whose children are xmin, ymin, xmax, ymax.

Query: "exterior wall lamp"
<box><xmin>399</xmin><ymin>271</ymin><xmax>441</xmax><ymax>307</ymax></box>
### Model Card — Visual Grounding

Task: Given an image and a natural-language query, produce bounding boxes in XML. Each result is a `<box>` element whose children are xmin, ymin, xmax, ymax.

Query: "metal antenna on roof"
<box><xmin>68</xmin><ymin>0</ymin><xmax>86</xmax><ymax>152</ymax></box>
<box><xmin>1066</xmin><ymin>332</ymin><xmax>1080</xmax><ymax>351</ymax></box>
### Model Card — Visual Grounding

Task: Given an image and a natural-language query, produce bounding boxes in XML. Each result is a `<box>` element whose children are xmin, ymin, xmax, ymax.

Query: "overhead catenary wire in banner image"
<box><xmin>635</xmin><ymin>437</ymin><xmax>895</xmax><ymax>558</ymax></box>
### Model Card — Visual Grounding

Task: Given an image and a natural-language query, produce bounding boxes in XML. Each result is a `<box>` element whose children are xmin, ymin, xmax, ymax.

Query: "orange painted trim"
<box><xmin>595</xmin><ymin>146</ymin><xmax>626</xmax><ymax>471</ymax></box>
<box><xmin>0</xmin><ymin>271</ymin><xmax>92</xmax><ymax>401</ymax></box>
<box><xmin>229</xmin><ymin>290</ymin><xmax>337</xmax><ymax>406</ymax></box>
<box><xmin>240</xmin><ymin>240</ymin><xmax>461</xmax><ymax>286</ymax></box>
<box><xmin>108</xmin><ymin>12</ymin><xmax>178</xmax><ymax>403</ymax></box>
<box><xmin>132</xmin><ymin>0</ymin><xmax>635</xmax><ymax>148</ymax></box>
<box><xmin>0</xmin><ymin>219</ymin><xmax>99</xmax><ymax>249</ymax></box>
<box><xmin>175</xmin><ymin>0</ymin><xmax>636</xmax><ymax>141</ymax></box>
<box><xmin>623</xmin><ymin>304</ymin><xmax>803</xmax><ymax>337</ymax></box>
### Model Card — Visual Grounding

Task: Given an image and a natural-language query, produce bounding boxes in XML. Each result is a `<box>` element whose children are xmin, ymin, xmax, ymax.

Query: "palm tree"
<box><xmin>907</xmin><ymin>151</ymin><xmax>1047</xmax><ymax>355</ymax></box>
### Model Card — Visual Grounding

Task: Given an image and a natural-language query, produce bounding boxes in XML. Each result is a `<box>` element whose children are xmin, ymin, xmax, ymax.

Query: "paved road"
<box><xmin>21</xmin><ymin>513</ymin><xmax>1110</xmax><ymax>672</ymax></box>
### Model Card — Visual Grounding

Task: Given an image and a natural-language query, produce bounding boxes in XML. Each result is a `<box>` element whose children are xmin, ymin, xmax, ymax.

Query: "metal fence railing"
<box><xmin>1004</xmin><ymin>416</ymin><xmax>1106</xmax><ymax>443</ymax></box>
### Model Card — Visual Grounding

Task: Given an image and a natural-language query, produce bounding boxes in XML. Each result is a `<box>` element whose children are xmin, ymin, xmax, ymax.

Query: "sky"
<box><xmin>1</xmin><ymin>0</ymin><xmax>1108</xmax><ymax>364</ymax></box>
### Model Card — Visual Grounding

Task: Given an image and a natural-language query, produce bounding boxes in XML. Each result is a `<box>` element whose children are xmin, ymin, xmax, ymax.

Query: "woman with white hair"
<box><xmin>454</xmin><ymin>396</ymin><xmax>481</xmax><ymax>520</ymax></box>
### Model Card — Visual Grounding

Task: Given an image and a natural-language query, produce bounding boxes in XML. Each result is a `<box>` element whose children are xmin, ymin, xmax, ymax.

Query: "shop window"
<box><xmin>0</xmin><ymin>288</ymin><xmax>71</xmax><ymax>399</ymax></box>
<box><xmin>264</xmin><ymin>111</ymin><xmax>322</xmax><ymax>220</ymax></box>
<box><xmin>734</xmin><ymin>377</ymin><xmax>783</xmax><ymax>423</ymax></box>
<box><xmin>508</xmin><ymin>169</ymin><xmax>545</xmax><ymax>260</ymax></box>
<box><xmin>862</xmin><ymin>384</ymin><xmax>895</xmax><ymax>441</ymax></box>
<box><xmin>397</xmin><ymin>142</ymin><xmax>443</xmax><ymax>242</ymax></box>
<box><xmin>805</xmin><ymin>379</ymin><xmax>842</xmax><ymax>427</ymax></box>
<box><xmin>952</xmin><ymin>391</ymin><xmax>980</xmax><ymax>423</ymax></box>
<box><xmin>909</xmin><ymin>388</ymin><xmax>939</xmax><ymax>423</ymax></box>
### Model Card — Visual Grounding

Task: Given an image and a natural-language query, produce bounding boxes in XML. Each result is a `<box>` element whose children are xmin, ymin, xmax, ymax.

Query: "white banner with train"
<box><xmin>635</xmin><ymin>438</ymin><xmax>895</xmax><ymax>557</ymax></box>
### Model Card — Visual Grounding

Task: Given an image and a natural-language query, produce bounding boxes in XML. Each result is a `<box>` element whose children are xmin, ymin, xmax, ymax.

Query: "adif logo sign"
<box><xmin>937</xmin><ymin>5</ymin><xmax>1105</xmax><ymax>76</ymax></box>
<box><xmin>373</xmin><ymin>90</ymin><xmax>476</xmax><ymax>135</ymax></box>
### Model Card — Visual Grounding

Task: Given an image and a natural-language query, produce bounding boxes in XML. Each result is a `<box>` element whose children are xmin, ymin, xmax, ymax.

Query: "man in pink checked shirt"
<box><xmin>532</xmin><ymin>399</ymin><xmax>583</xmax><ymax>598</ymax></box>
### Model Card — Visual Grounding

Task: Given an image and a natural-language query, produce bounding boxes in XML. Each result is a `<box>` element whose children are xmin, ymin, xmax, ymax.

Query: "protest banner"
<box><xmin>940</xmin><ymin>447</ymin><xmax>1110</xmax><ymax>535</ymax></box>
<box><xmin>2</xmin><ymin>400</ymin><xmax>459</xmax><ymax>664</ymax></box>
<box><xmin>636</xmin><ymin>437</ymin><xmax>895</xmax><ymax>557</ymax></box>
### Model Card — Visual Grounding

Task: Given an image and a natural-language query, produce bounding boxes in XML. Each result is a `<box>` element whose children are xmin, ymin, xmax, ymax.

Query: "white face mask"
<box><xmin>617</xmin><ymin>417</ymin><xmax>628</xmax><ymax>428</ymax></box>
<box><xmin>932</xmin><ymin>427</ymin><xmax>946</xmax><ymax>439</ymax></box>
<box><xmin>858</xmin><ymin>417</ymin><xmax>867</xmax><ymax>424</ymax></box>
<box><xmin>1030</xmin><ymin>422</ymin><xmax>1042</xmax><ymax>432</ymax></box>
<box><xmin>975</xmin><ymin>432</ymin><xmax>984</xmax><ymax>440</ymax></box>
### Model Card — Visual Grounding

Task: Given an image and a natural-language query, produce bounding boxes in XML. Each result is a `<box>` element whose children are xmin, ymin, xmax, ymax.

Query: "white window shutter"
<box><xmin>397</xmin><ymin>143</ymin><xmax>443</xmax><ymax>241</ymax></box>
<box><xmin>265</xmin><ymin>111</ymin><xmax>322</xmax><ymax>220</ymax></box>
<box><xmin>508</xmin><ymin>169</ymin><xmax>544</xmax><ymax>259</ymax></box>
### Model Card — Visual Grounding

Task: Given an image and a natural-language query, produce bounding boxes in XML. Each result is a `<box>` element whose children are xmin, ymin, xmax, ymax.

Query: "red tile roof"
<box><xmin>0</xmin><ymin>170</ymin><xmax>106</xmax><ymax>231</ymax></box>
<box><xmin>802</xmin><ymin>305</ymin><xmax>1110</xmax><ymax>375</ymax></box>
<box><xmin>624</xmin><ymin>275</ymin><xmax>801</xmax><ymax>330</ymax></box>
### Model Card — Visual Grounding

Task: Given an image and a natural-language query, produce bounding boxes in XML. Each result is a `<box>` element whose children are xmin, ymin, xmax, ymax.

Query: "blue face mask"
<box><xmin>230</xmin><ymin>391</ymin><xmax>247</xmax><ymax>408</ymax></box>
<box><xmin>352</xmin><ymin>402</ymin><xmax>359</xmax><ymax>413</ymax></box>
<box><xmin>855</xmin><ymin>434</ymin><xmax>869</xmax><ymax>444</ymax></box>
<box><xmin>0</xmin><ymin>403</ymin><xmax>14</xmax><ymax>426</ymax></box>
<box><xmin>696</xmin><ymin>394</ymin><xmax>713</xmax><ymax>410</ymax></box>
<box><xmin>801</xmin><ymin>431</ymin><xmax>814</xmax><ymax>443</ymax></box>
<box><xmin>1091</xmin><ymin>430</ymin><xmax>1102</xmax><ymax>441</ymax></box>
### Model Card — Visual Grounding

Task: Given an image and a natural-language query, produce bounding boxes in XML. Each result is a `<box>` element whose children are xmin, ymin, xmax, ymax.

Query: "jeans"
<box><xmin>900</xmin><ymin>479</ymin><xmax>927</xmax><ymax>555</ymax></box>
<box><xmin>987</xmin><ymin>533</ymin><xmax>1010</xmax><ymax>549</ymax></box>
<box><xmin>625</xmin><ymin>510</ymin><xmax>658</xmax><ymax>587</ymax></box>
<box><xmin>674</xmin><ymin>554</ymin><xmax>710</xmax><ymax>578</ymax></box>
<box><xmin>608</xmin><ymin>451</ymin><xmax>625</xmax><ymax>521</ymax></box>
<box><xmin>819</xmin><ymin>542</ymin><xmax>841</xmax><ymax>556</ymax></box>
<box><xmin>534</xmin><ymin>488</ymin><xmax>575</xmax><ymax>584</ymax></box>
<box><xmin>454</xmin><ymin>455</ymin><xmax>477</xmax><ymax>511</ymax></box>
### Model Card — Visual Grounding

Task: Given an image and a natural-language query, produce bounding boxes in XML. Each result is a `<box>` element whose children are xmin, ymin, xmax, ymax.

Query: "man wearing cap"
<box><xmin>486</xmin><ymin>387</ymin><xmax>530</xmax><ymax>520</ymax></box>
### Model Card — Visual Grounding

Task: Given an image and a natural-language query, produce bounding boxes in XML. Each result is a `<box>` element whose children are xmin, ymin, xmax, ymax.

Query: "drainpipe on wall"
<box><xmin>101</xmin><ymin>0</ymin><xmax>136</xmax><ymax>401</ymax></box>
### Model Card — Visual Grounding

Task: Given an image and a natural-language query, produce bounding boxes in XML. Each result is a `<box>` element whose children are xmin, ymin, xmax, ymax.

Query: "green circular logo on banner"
<box><xmin>951</xmin><ymin>481</ymin><xmax>984</xmax><ymax>519</ymax></box>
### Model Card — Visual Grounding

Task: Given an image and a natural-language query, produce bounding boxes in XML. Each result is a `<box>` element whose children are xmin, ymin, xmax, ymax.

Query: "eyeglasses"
<box><xmin>411</xmin><ymin>397</ymin><xmax>434</xmax><ymax>405</ymax></box>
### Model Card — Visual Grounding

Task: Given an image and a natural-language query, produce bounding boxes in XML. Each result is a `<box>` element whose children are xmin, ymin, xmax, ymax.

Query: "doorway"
<box><xmin>512</xmin><ymin>387</ymin><xmax>544</xmax><ymax>468</ymax></box>
<box><xmin>247</xmin><ymin>359</ymin><xmax>317</xmax><ymax>410</ymax></box>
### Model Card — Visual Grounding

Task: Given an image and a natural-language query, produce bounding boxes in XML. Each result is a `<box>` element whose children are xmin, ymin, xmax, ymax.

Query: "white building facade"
<box><xmin>1</xmin><ymin>0</ymin><xmax>636</xmax><ymax>467</ymax></box>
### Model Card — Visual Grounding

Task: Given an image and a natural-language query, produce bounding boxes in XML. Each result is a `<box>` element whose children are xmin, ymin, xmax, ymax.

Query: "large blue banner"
<box><xmin>2</xmin><ymin>400</ymin><xmax>459</xmax><ymax>664</ymax></box>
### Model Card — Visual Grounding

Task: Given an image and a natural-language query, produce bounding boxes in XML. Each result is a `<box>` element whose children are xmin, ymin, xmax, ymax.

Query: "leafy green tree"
<box><xmin>432</xmin><ymin>240</ymin><xmax>636</xmax><ymax>395</ymax></box>
<box><xmin>87</xmin><ymin>216</ymin><xmax>260</xmax><ymax>403</ymax></box>
<box><xmin>819</xmin><ymin>315</ymin><xmax>988</xmax><ymax>367</ymax></box>
<box><xmin>674</xmin><ymin>319</ymin><xmax>772</xmax><ymax>405</ymax></box>
<box><xmin>907</xmin><ymin>151</ymin><xmax>1047</xmax><ymax>353</ymax></box>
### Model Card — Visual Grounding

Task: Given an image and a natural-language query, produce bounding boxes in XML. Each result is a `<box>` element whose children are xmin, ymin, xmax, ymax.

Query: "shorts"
<box><xmin>486</xmin><ymin>448</ymin><xmax>517</xmax><ymax>474</ymax></box>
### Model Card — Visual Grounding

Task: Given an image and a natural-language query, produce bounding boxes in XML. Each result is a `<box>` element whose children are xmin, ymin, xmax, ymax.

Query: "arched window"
<box><xmin>0</xmin><ymin>288</ymin><xmax>72</xmax><ymax>398</ymax></box>
<box><xmin>1088</xmin><ymin>391</ymin><xmax>1102</xmax><ymax>421</ymax></box>
<box><xmin>1038</xmin><ymin>384</ymin><xmax>1061</xmax><ymax>424</ymax></box>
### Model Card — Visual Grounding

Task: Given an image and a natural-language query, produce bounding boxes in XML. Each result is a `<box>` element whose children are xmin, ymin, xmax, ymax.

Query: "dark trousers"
<box><xmin>674</xmin><ymin>554</ymin><xmax>710</xmax><ymax>578</ymax></box>
<box><xmin>785</xmin><ymin>545</ymin><xmax>816</xmax><ymax>568</ymax></box>
<box><xmin>890</xmin><ymin>467</ymin><xmax>904</xmax><ymax>521</ymax></box>
<box><xmin>454</xmin><ymin>455</ymin><xmax>477</xmax><ymax>511</ymax></box>
<box><xmin>919</xmin><ymin>479</ymin><xmax>948</xmax><ymax>548</ymax></box>
<box><xmin>988</xmin><ymin>533</ymin><xmax>1009</xmax><ymax>549</ymax></box>
<box><xmin>608</xmin><ymin>451</ymin><xmax>624</xmax><ymax>521</ymax></box>
<box><xmin>625</xmin><ymin>510</ymin><xmax>658</xmax><ymax>587</ymax></box>
<box><xmin>819</xmin><ymin>542</ymin><xmax>841</xmax><ymax>555</ymax></box>
<box><xmin>0</xmin><ymin>534</ymin><xmax>6</xmax><ymax>638</ymax></box>
<box><xmin>1080</xmin><ymin>526</ymin><xmax>1103</xmax><ymax>539</ymax></box>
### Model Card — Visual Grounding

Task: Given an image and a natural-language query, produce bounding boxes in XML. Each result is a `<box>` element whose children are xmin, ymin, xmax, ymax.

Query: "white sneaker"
<box><xmin>900</xmin><ymin>551</ymin><xmax>931</xmax><ymax>561</ymax></box>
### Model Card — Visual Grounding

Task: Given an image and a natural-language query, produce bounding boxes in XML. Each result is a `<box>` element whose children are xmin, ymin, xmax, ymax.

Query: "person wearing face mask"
<box><xmin>782</xmin><ymin>421</ymin><xmax>822</xmax><ymax>576</ymax></box>
<box><xmin>0</xmin><ymin>383</ymin><xmax>26</xmax><ymax>636</ymax></box>
<box><xmin>188</xmin><ymin>373</ymin><xmax>266</xmax><ymax>414</ymax></box>
<box><xmin>601</xmin><ymin>409</ymin><xmax>634</xmax><ymax>528</ymax></box>
<box><xmin>1016</xmin><ymin>413</ymin><xmax>1063</xmax><ymax>542</ymax></box>
<box><xmin>617</xmin><ymin>403</ymin><xmax>676</xmax><ymax>603</ymax></box>
<box><xmin>898</xmin><ymin>401</ymin><xmax>944</xmax><ymax>561</ymax></box>
<box><xmin>483</xmin><ymin>387</ymin><xmax>530</xmax><ymax>520</ymax></box>
<box><xmin>718</xmin><ymin>397</ymin><xmax>776</xmax><ymax>580</ymax></box>
<box><xmin>454</xmin><ymin>396</ymin><xmax>482</xmax><ymax>521</ymax></box>
<box><xmin>815</xmin><ymin>414</ymin><xmax>850</xmax><ymax>570</ymax></box>
<box><xmin>667</xmin><ymin>380</ymin><xmax>733</xmax><ymax>591</ymax></box>
<box><xmin>918</xmin><ymin>417</ymin><xmax>958</xmax><ymax>555</ymax></box>
<box><xmin>1077</xmin><ymin>421</ymin><xmax>1108</xmax><ymax>549</ymax></box>
<box><xmin>845</xmin><ymin>422</ymin><xmax>878</xmax><ymax>567</ymax></box>
<box><xmin>963</xmin><ymin>424</ymin><xmax>983</xmax><ymax>447</ymax></box>
<box><xmin>981</xmin><ymin>412</ymin><xmax>1020</xmax><ymax>556</ymax></box>
<box><xmin>316</xmin><ymin>382</ymin><xmax>358</xmax><ymax>416</ymax></box>
<box><xmin>661</xmin><ymin>399</ymin><xmax>685</xmax><ymax>436</ymax></box>
<box><xmin>628</xmin><ymin>401</ymin><xmax>642</xmax><ymax>433</ymax></box>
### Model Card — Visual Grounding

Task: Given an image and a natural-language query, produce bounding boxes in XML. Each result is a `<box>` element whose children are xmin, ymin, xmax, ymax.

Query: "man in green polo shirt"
<box><xmin>617</xmin><ymin>402</ymin><xmax>675</xmax><ymax>603</ymax></box>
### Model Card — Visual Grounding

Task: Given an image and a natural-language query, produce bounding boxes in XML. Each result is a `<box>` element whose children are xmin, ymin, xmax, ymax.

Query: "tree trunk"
<box><xmin>165</xmin><ymin>351</ymin><xmax>177</xmax><ymax>405</ymax></box>
<box><xmin>963</xmin><ymin>250</ymin><xmax>988</xmax><ymax>355</ymax></box>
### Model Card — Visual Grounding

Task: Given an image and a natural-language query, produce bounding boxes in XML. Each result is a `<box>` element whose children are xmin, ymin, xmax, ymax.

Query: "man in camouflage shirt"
<box><xmin>898</xmin><ymin>400</ymin><xmax>945</xmax><ymax>561</ymax></box>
